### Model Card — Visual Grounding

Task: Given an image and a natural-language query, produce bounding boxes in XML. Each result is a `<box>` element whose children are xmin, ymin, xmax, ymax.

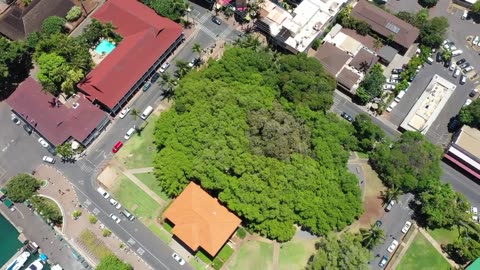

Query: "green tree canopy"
<box><xmin>37</xmin><ymin>53</ymin><xmax>69</xmax><ymax>92</ymax></box>
<box><xmin>0</xmin><ymin>37</ymin><xmax>32</xmax><ymax>99</ymax></box>
<box><xmin>354</xmin><ymin>64</ymin><xmax>385</xmax><ymax>105</ymax></box>
<box><xmin>6</xmin><ymin>174</ymin><xmax>40</xmax><ymax>202</ymax></box>
<box><xmin>352</xmin><ymin>113</ymin><xmax>385</xmax><ymax>152</ymax></box>
<box><xmin>153</xmin><ymin>47</ymin><xmax>362</xmax><ymax>241</ymax></box>
<box><xmin>396</xmin><ymin>10</ymin><xmax>448</xmax><ymax>48</ymax></box>
<box><xmin>41</xmin><ymin>16</ymin><xmax>66</xmax><ymax>36</ymax></box>
<box><xmin>307</xmin><ymin>233</ymin><xmax>371</xmax><ymax>270</ymax></box>
<box><xmin>419</xmin><ymin>0</ymin><xmax>439</xmax><ymax>8</ymax></box>
<box><xmin>96</xmin><ymin>255</ymin><xmax>132</xmax><ymax>270</ymax></box>
<box><xmin>472</xmin><ymin>1</ymin><xmax>480</xmax><ymax>13</ymax></box>
<box><xmin>31</xmin><ymin>196</ymin><xmax>63</xmax><ymax>224</ymax></box>
<box><xmin>459</xmin><ymin>99</ymin><xmax>480</xmax><ymax>129</ymax></box>
<box><xmin>369</xmin><ymin>131</ymin><xmax>442</xmax><ymax>193</ymax></box>
<box><xmin>141</xmin><ymin>0</ymin><xmax>187</xmax><ymax>22</ymax></box>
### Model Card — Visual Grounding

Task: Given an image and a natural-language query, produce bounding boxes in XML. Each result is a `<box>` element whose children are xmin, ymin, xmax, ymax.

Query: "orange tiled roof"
<box><xmin>163</xmin><ymin>182</ymin><xmax>241</xmax><ymax>256</ymax></box>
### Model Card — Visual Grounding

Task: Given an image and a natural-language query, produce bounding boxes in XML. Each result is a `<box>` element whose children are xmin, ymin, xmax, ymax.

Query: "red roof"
<box><xmin>6</xmin><ymin>77</ymin><xmax>106</xmax><ymax>146</ymax></box>
<box><xmin>444</xmin><ymin>153</ymin><xmax>480</xmax><ymax>180</ymax></box>
<box><xmin>77</xmin><ymin>0</ymin><xmax>183</xmax><ymax>110</ymax></box>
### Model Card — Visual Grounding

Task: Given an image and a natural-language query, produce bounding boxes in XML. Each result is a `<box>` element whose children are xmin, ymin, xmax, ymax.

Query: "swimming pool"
<box><xmin>94</xmin><ymin>40</ymin><xmax>116</xmax><ymax>55</ymax></box>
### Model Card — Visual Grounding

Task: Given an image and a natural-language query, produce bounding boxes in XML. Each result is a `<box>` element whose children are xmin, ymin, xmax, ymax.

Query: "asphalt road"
<box><xmin>0</xmin><ymin>4</ymin><xmax>240</xmax><ymax>269</ymax></box>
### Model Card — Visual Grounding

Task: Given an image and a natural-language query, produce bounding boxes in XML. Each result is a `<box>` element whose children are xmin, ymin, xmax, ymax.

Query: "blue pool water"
<box><xmin>94</xmin><ymin>40</ymin><xmax>116</xmax><ymax>55</ymax></box>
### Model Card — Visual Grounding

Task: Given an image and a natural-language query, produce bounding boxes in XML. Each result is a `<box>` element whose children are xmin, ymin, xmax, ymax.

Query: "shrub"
<box><xmin>89</xmin><ymin>214</ymin><xmax>97</xmax><ymax>224</ymax></box>
<box><xmin>236</xmin><ymin>227</ymin><xmax>247</xmax><ymax>239</ymax></box>
<box><xmin>66</xmin><ymin>6</ymin><xmax>82</xmax><ymax>22</ymax></box>
<box><xmin>102</xmin><ymin>229</ymin><xmax>112</xmax><ymax>237</ymax></box>
<box><xmin>72</xmin><ymin>210</ymin><xmax>82</xmax><ymax>219</ymax></box>
<box><xmin>6</xmin><ymin>174</ymin><xmax>40</xmax><ymax>202</ymax></box>
<box><xmin>311</xmin><ymin>39</ymin><xmax>321</xmax><ymax>50</ymax></box>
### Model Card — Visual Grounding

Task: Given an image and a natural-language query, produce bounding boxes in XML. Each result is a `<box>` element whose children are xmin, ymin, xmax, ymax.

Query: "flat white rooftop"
<box><xmin>400</xmin><ymin>74</ymin><xmax>456</xmax><ymax>134</ymax></box>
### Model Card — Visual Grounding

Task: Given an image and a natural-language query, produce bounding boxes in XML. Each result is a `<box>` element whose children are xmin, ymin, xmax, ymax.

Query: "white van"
<box><xmin>124</xmin><ymin>127</ymin><xmax>136</xmax><ymax>140</ymax></box>
<box><xmin>394</xmin><ymin>90</ymin><xmax>406</xmax><ymax>102</ymax></box>
<box><xmin>453</xmin><ymin>68</ymin><xmax>461</xmax><ymax>78</ymax></box>
<box><xmin>426</xmin><ymin>57</ymin><xmax>433</xmax><ymax>64</ymax></box>
<box><xmin>451</xmin><ymin>49</ymin><xmax>463</xmax><ymax>57</ymax></box>
<box><xmin>141</xmin><ymin>106</ymin><xmax>153</xmax><ymax>120</ymax></box>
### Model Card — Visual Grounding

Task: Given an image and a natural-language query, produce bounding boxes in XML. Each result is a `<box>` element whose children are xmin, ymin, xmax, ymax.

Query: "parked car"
<box><xmin>11</xmin><ymin>115</ymin><xmax>21</xmax><ymax>125</ymax></box>
<box><xmin>97</xmin><ymin>187</ymin><xmax>110</xmax><ymax>199</ymax></box>
<box><xmin>172</xmin><ymin>253</ymin><xmax>186</xmax><ymax>265</ymax></box>
<box><xmin>464</xmin><ymin>99</ymin><xmax>472</xmax><ymax>107</ymax></box>
<box><xmin>443</xmin><ymin>41</ymin><xmax>454</xmax><ymax>51</ymax></box>
<box><xmin>460</xmin><ymin>75</ymin><xmax>467</xmax><ymax>85</ymax></box>
<box><xmin>142</xmin><ymin>81</ymin><xmax>152</xmax><ymax>92</ymax></box>
<box><xmin>109</xmin><ymin>198</ymin><xmax>122</xmax><ymax>210</ymax></box>
<box><xmin>188</xmin><ymin>58</ymin><xmax>198</xmax><ymax>68</ymax></box>
<box><xmin>387</xmin><ymin>240</ymin><xmax>399</xmax><ymax>253</ymax></box>
<box><xmin>456</xmin><ymin>58</ymin><xmax>466</xmax><ymax>65</ymax></box>
<box><xmin>453</xmin><ymin>68</ymin><xmax>461</xmax><ymax>78</ymax></box>
<box><xmin>443</xmin><ymin>59</ymin><xmax>451</xmax><ymax>68</ymax></box>
<box><xmin>472</xmin><ymin>207</ymin><xmax>478</xmax><ymax>215</ymax></box>
<box><xmin>119</xmin><ymin>106</ymin><xmax>131</xmax><ymax>119</ymax></box>
<box><xmin>109</xmin><ymin>213</ymin><xmax>121</xmax><ymax>224</ymax></box>
<box><xmin>112</xmin><ymin>141</ymin><xmax>123</xmax><ymax>153</ymax></box>
<box><xmin>385</xmin><ymin>200</ymin><xmax>395</xmax><ymax>212</ymax></box>
<box><xmin>38</xmin><ymin>138</ymin><xmax>49</xmax><ymax>148</ymax></box>
<box><xmin>23</xmin><ymin>124</ymin><xmax>32</xmax><ymax>135</ymax></box>
<box><xmin>383</xmin><ymin>84</ymin><xmax>396</xmax><ymax>90</ymax></box>
<box><xmin>469</xmin><ymin>89</ymin><xmax>478</xmax><ymax>97</ymax></box>
<box><xmin>386</xmin><ymin>78</ymin><xmax>399</xmax><ymax>84</ymax></box>
<box><xmin>473</xmin><ymin>36</ymin><xmax>480</xmax><ymax>46</ymax></box>
<box><xmin>378</xmin><ymin>255</ymin><xmax>389</xmax><ymax>268</ymax></box>
<box><xmin>452</xmin><ymin>49</ymin><xmax>463</xmax><ymax>57</ymax></box>
<box><xmin>150</xmin><ymin>72</ymin><xmax>160</xmax><ymax>83</ymax></box>
<box><xmin>42</xmin><ymin>156</ymin><xmax>55</xmax><ymax>164</ymax></box>
<box><xmin>459</xmin><ymin>62</ymin><xmax>470</xmax><ymax>69</ymax></box>
<box><xmin>341</xmin><ymin>112</ymin><xmax>354</xmax><ymax>122</ymax></box>
<box><xmin>401</xmin><ymin>221</ymin><xmax>412</xmax><ymax>233</ymax></box>
<box><xmin>121</xmin><ymin>209</ymin><xmax>136</xmax><ymax>221</ymax></box>
<box><xmin>436</xmin><ymin>51</ymin><xmax>443</xmax><ymax>62</ymax></box>
<box><xmin>448</xmin><ymin>117</ymin><xmax>462</xmax><ymax>132</ymax></box>
<box><xmin>159</xmin><ymin>62</ymin><xmax>170</xmax><ymax>73</ymax></box>
<box><xmin>124</xmin><ymin>127</ymin><xmax>136</xmax><ymax>140</ymax></box>
<box><xmin>212</xmin><ymin>16</ymin><xmax>222</xmax><ymax>25</ymax></box>
<box><xmin>391</xmin><ymin>68</ymin><xmax>403</xmax><ymax>74</ymax></box>
<box><xmin>464</xmin><ymin>66</ymin><xmax>474</xmax><ymax>73</ymax></box>
<box><xmin>462</xmin><ymin>10</ymin><xmax>468</xmax><ymax>20</ymax></box>
<box><xmin>386</xmin><ymin>101</ymin><xmax>398</xmax><ymax>112</ymax></box>
<box><xmin>390</xmin><ymin>74</ymin><xmax>400</xmax><ymax>79</ymax></box>
<box><xmin>449</xmin><ymin>62</ymin><xmax>456</xmax><ymax>71</ymax></box>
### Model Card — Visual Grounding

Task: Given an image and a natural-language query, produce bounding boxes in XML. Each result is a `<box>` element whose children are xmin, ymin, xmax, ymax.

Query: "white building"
<box><xmin>256</xmin><ymin>0</ymin><xmax>347</xmax><ymax>53</ymax></box>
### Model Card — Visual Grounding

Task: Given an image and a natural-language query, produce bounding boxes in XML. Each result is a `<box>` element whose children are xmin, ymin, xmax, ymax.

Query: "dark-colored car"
<box><xmin>448</xmin><ymin>117</ymin><xmax>462</xmax><ymax>132</ymax></box>
<box><xmin>456</xmin><ymin>58</ymin><xmax>466</xmax><ymax>65</ymax></box>
<box><xmin>150</xmin><ymin>72</ymin><xmax>160</xmax><ymax>83</ymax></box>
<box><xmin>460</xmin><ymin>75</ymin><xmax>467</xmax><ymax>85</ymax></box>
<box><xmin>469</xmin><ymin>89</ymin><xmax>478</xmax><ymax>97</ymax></box>
<box><xmin>459</xmin><ymin>62</ymin><xmax>470</xmax><ymax>69</ymax></box>
<box><xmin>436</xmin><ymin>51</ymin><xmax>443</xmax><ymax>62</ymax></box>
<box><xmin>391</xmin><ymin>68</ymin><xmax>403</xmax><ymax>74</ymax></box>
<box><xmin>23</xmin><ymin>124</ymin><xmax>33</xmax><ymax>135</ymax></box>
<box><xmin>443</xmin><ymin>59</ymin><xmax>451</xmax><ymax>68</ymax></box>
<box><xmin>341</xmin><ymin>112</ymin><xmax>354</xmax><ymax>122</ymax></box>
<box><xmin>142</xmin><ymin>81</ymin><xmax>152</xmax><ymax>92</ymax></box>
<box><xmin>212</xmin><ymin>16</ymin><xmax>221</xmax><ymax>25</ymax></box>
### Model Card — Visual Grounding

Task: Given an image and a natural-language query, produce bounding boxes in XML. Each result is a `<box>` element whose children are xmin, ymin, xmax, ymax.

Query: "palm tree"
<box><xmin>130</xmin><ymin>108</ymin><xmax>140</xmax><ymax>121</ymax></box>
<box><xmin>192</xmin><ymin>43</ymin><xmax>202</xmax><ymax>59</ymax></box>
<box><xmin>102</xmin><ymin>22</ymin><xmax>117</xmax><ymax>39</ymax></box>
<box><xmin>382</xmin><ymin>185</ymin><xmax>403</xmax><ymax>205</ymax></box>
<box><xmin>175</xmin><ymin>60</ymin><xmax>190</xmax><ymax>78</ymax></box>
<box><xmin>234</xmin><ymin>34</ymin><xmax>262</xmax><ymax>51</ymax></box>
<box><xmin>159</xmin><ymin>73</ymin><xmax>177</xmax><ymax>100</ymax></box>
<box><xmin>360</xmin><ymin>223</ymin><xmax>385</xmax><ymax>250</ymax></box>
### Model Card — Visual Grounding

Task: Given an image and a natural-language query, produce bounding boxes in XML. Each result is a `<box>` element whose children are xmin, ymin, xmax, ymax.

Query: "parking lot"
<box><xmin>0</xmin><ymin>103</ymin><xmax>48</xmax><ymax>185</ymax></box>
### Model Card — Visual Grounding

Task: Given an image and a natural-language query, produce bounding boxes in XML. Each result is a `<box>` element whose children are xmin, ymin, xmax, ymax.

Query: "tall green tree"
<box><xmin>352</xmin><ymin>113</ymin><xmax>385</xmax><ymax>152</ymax></box>
<box><xmin>382</xmin><ymin>185</ymin><xmax>403</xmax><ymax>204</ymax></box>
<box><xmin>56</xmin><ymin>142</ymin><xmax>75</xmax><ymax>159</ymax></box>
<box><xmin>31</xmin><ymin>196</ymin><xmax>63</xmax><ymax>224</ymax></box>
<box><xmin>96</xmin><ymin>255</ymin><xmax>132</xmax><ymax>270</ymax></box>
<box><xmin>354</xmin><ymin>64</ymin><xmax>385</xmax><ymax>105</ymax></box>
<box><xmin>458</xmin><ymin>99</ymin><xmax>480</xmax><ymax>129</ymax></box>
<box><xmin>142</xmin><ymin>0</ymin><xmax>187</xmax><ymax>22</ymax></box>
<box><xmin>307</xmin><ymin>233</ymin><xmax>371</xmax><ymax>270</ymax></box>
<box><xmin>36</xmin><ymin>53</ymin><xmax>68</xmax><ymax>93</ymax></box>
<box><xmin>0</xmin><ymin>37</ymin><xmax>32</xmax><ymax>99</ymax></box>
<box><xmin>175</xmin><ymin>60</ymin><xmax>190</xmax><ymax>78</ymax></box>
<box><xmin>472</xmin><ymin>1</ymin><xmax>480</xmax><ymax>13</ymax></box>
<box><xmin>6</xmin><ymin>174</ymin><xmax>40</xmax><ymax>202</ymax></box>
<box><xmin>360</xmin><ymin>223</ymin><xmax>385</xmax><ymax>250</ymax></box>
<box><xmin>192</xmin><ymin>43</ymin><xmax>202</xmax><ymax>58</ymax></box>
<box><xmin>41</xmin><ymin>16</ymin><xmax>66</xmax><ymax>36</ymax></box>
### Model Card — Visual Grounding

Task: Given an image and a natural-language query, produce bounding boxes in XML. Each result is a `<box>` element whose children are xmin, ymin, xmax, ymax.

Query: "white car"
<box><xmin>390</xmin><ymin>74</ymin><xmax>400</xmax><ymax>79</ymax></box>
<box><xmin>42</xmin><ymin>156</ymin><xmax>55</xmax><ymax>164</ymax></box>
<box><xmin>451</xmin><ymin>49</ymin><xmax>463</xmax><ymax>57</ymax></box>
<box><xmin>383</xmin><ymin>84</ymin><xmax>396</xmax><ymax>90</ymax></box>
<box><xmin>97</xmin><ymin>187</ymin><xmax>110</xmax><ymax>199</ymax></box>
<box><xmin>386</xmin><ymin>78</ymin><xmax>399</xmax><ymax>84</ymax></box>
<box><xmin>462</xmin><ymin>10</ymin><xmax>468</xmax><ymax>20</ymax></box>
<box><xmin>38</xmin><ymin>138</ymin><xmax>49</xmax><ymax>148</ymax></box>
<box><xmin>386</xmin><ymin>101</ymin><xmax>398</xmax><ymax>112</ymax></box>
<box><xmin>119</xmin><ymin>107</ymin><xmax>131</xmax><ymax>119</ymax></box>
<box><xmin>109</xmin><ymin>198</ymin><xmax>122</xmax><ymax>210</ymax></box>
<box><xmin>172</xmin><ymin>253</ymin><xmax>186</xmax><ymax>265</ymax></box>
<box><xmin>463</xmin><ymin>99</ymin><xmax>472</xmax><ymax>107</ymax></box>
<box><xmin>159</xmin><ymin>62</ymin><xmax>170</xmax><ymax>73</ymax></box>
<box><xmin>124</xmin><ymin>127</ymin><xmax>136</xmax><ymax>140</ymax></box>
<box><xmin>387</xmin><ymin>240</ymin><xmax>399</xmax><ymax>253</ymax></box>
<box><xmin>109</xmin><ymin>213</ymin><xmax>121</xmax><ymax>224</ymax></box>
<box><xmin>471</xmin><ymin>207</ymin><xmax>478</xmax><ymax>215</ymax></box>
<box><xmin>473</xmin><ymin>36</ymin><xmax>480</xmax><ymax>46</ymax></box>
<box><xmin>449</xmin><ymin>62</ymin><xmax>456</xmax><ymax>71</ymax></box>
<box><xmin>401</xmin><ymin>221</ymin><xmax>412</xmax><ymax>234</ymax></box>
<box><xmin>464</xmin><ymin>66</ymin><xmax>474</xmax><ymax>73</ymax></box>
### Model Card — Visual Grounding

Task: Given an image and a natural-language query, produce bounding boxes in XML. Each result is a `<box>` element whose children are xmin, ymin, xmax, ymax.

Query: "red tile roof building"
<box><xmin>77</xmin><ymin>0</ymin><xmax>184</xmax><ymax>113</ymax></box>
<box><xmin>7</xmin><ymin>77</ymin><xmax>109</xmax><ymax>146</ymax></box>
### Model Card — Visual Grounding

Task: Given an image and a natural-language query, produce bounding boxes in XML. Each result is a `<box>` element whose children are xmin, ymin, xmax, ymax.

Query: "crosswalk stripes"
<box><xmin>197</xmin><ymin>13</ymin><xmax>210</xmax><ymax>24</ymax></box>
<box><xmin>78</xmin><ymin>160</ymin><xmax>94</xmax><ymax>173</ymax></box>
<box><xmin>218</xmin><ymin>27</ymin><xmax>232</xmax><ymax>40</ymax></box>
<box><xmin>197</xmin><ymin>24</ymin><xmax>220</xmax><ymax>41</ymax></box>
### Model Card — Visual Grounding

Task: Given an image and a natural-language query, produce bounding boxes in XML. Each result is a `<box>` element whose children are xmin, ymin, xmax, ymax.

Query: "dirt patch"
<box><xmin>97</xmin><ymin>166</ymin><xmax>119</xmax><ymax>190</ymax></box>
<box><xmin>153</xmin><ymin>100</ymin><xmax>173</xmax><ymax>116</ymax></box>
<box><xmin>349</xmin><ymin>161</ymin><xmax>386</xmax><ymax>232</ymax></box>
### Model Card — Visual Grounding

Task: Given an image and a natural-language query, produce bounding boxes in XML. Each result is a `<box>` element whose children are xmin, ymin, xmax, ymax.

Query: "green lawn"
<box><xmin>217</xmin><ymin>244</ymin><xmax>234</xmax><ymax>262</ymax></box>
<box><xmin>229</xmin><ymin>241</ymin><xmax>273</xmax><ymax>270</ymax></box>
<box><xmin>134</xmin><ymin>172</ymin><xmax>169</xmax><ymax>200</ymax></box>
<box><xmin>428</xmin><ymin>227</ymin><xmax>460</xmax><ymax>246</ymax></box>
<box><xmin>356</xmin><ymin>151</ymin><xmax>369</xmax><ymax>160</ymax></box>
<box><xmin>397</xmin><ymin>233</ymin><xmax>450</xmax><ymax>270</ymax></box>
<box><xmin>78</xmin><ymin>229</ymin><xmax>113</xmax><ymax>259</ymax></box>
<box><xmin>114</xmin><ymin>115</ymin><xmax>159</xmax><ymax>169</ymax></box>
<box><xmin>148</xmin><ymin>223</ymin><xmax>172</xmax><ymax>244</ymax></box>
<box><xmin>279</xmin><ymin>239</ymin><xmax>316</xmax><ymax>270</ymax></box>
<box><xmin>112</xmin><ymin>175</ymin><xmax>161</xmax><ymax>220</ymax></box>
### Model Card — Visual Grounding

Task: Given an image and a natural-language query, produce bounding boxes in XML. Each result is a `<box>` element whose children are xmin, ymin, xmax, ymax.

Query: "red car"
<box><xmin>112</xmin><ymin>141</ymin><xmax>123</xmax><ymax>153</ymax></box>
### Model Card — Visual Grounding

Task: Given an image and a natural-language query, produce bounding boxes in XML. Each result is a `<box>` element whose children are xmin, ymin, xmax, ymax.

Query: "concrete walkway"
<box><xmin>122</xmin><ymin>170</ymin><xmax>165</xmax><ymax>205</ymax></box>
<box><xmin>272</xmin><ymin>242</ymin><xmax>280</xmax><ymax>270</ymax></box>
<box><xmin>386</xmin><ymin>227</ymin><xmax>419</xmax><ymax>270</ymax></box>
<box><xmin>418</xmin><ymin>228</ymin><xmax>458</xmax><ymax>268</ymax></box>
<box><xmin>128</xmin><ymin>167</ymin><xmax>154</xmax><ymax>174</ymax></box>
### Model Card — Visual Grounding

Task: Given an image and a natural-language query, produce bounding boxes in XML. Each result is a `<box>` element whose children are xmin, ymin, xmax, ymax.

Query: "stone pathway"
<box><xmin>272</xmin><ymin>241</ymin><xmax>280</xmax><ymax>270</ymax></box>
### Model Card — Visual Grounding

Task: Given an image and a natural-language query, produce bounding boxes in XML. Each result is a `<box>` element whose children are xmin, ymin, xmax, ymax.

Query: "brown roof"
<box><xmin>0</xmin><ymin>0</ymin><xmax>74</xmax><ymax>40</ymax></box>
<box><xmin>163</xmin><ymin>182</ymin><xmax>241</xmax><ymax>256</ymax></box>
<box><xmin>351</xmin><ymin>0</ymin><xmax>419</xmax><ymax>49</ymax></box>
<box><xmin>314</xmin><ymin>42</ymin><xmax>351</xmax><ymax>76</ymax></box>
<box><xmin>350</xmin><ymin>48</ymin><xmax>378</xmax><ymax>72</ymax></box>
<box><xmin>337</xmin><ymin>68</ymin><xmax>361</xmax><ymax>93</ymax></box>
<box><xmin>6</xmin><ymin>77</ymin><xmax>107</xmax><ymax>146</ymax></box>
<box><xmin>340</xmin><ymin>28</ymin><xmax>377</xmax><ymax>51</ymax></box>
